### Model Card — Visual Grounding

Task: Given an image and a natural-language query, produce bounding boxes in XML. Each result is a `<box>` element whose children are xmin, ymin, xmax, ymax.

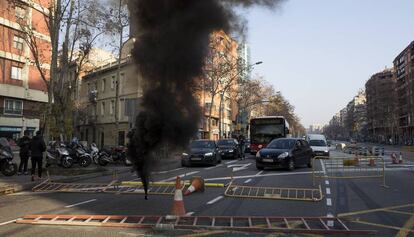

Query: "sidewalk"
<box><xmin>0</xmin><ymin>165</ymin><xmax>131</xmax><ymax>195</ymax></box>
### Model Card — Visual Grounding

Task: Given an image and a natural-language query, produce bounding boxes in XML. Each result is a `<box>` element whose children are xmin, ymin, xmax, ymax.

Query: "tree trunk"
<box><xmin>218</xmin><ymin>93</ymin><xmax>224</xmax><ymax>139</ymax></box>
<box><xmin>208</xmin><ymin>94</ymin><xmax>215</xmax><ymax>140</ymax></box>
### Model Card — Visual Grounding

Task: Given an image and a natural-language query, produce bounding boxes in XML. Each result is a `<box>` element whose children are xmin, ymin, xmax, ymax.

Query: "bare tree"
<box><xmin>8</xmin><ymin>0</ymin><xmax>108</xmax><ymax>140</ymax></box>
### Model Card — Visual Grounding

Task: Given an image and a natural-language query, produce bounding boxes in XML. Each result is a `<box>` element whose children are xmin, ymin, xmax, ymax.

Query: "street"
<box><xmin>1</xmin><ymin>147</ymin><xmax>414</xmax><ymax>237</ymax></box>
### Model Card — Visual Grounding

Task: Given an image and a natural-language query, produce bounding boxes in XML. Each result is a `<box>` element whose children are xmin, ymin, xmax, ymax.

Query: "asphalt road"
<box><xmin>1</xmin><ymin>148</ymin><xmax>414</xmax><ymax>237</ymax></box>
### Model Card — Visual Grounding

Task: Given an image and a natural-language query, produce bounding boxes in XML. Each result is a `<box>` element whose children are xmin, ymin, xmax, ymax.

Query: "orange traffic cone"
<box><xmin>184</xmin><ymin>177</ymin><xmax>205</xmax><ymax>196</ymax></box>
<box><xmin>171</xmin><ymin>176</ymin><xmax>186</xmax><ymax>216</ymax></box>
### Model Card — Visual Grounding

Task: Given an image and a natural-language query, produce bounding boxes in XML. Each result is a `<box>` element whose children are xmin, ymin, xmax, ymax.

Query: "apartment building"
<box><xmin>365</xmin><ymin>69</ymin><xmax>398</xmax><ymax>143</ymax></box>
<box><xmin>394</xmin><ymin>41</ymin><xmax>414</xmax><ymax>143</ymax></box>
<box><xmin>0</xmin><ymin>0</ymin><xmax>50</xmax><ymax>139</ymax></box>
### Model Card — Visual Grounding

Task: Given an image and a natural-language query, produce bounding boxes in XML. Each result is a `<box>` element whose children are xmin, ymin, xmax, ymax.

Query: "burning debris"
<box><xmin>127</xmin><ymin>0</ymin><xmax>285</xmax><ymax>199</ymax></box>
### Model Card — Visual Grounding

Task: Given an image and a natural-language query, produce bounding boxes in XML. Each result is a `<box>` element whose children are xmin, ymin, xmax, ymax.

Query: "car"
<box><xmin>306</xmin><ymin>134</ymin><xmax>330</xmax><ymax>157</ymax></box>
<box><xmin>217</xmin><ymin>139</ymin><xmax>241</xmax><ymax>159</ymax></box>
<box><xmin>255</xmin><ymin>138</ymin><xmax>313</xmax><ymax>171</ymax></box>
<box><xmin>181</xmin><ymin>140</ymin><xmax>221</xmax><ymax>167</ymax></box>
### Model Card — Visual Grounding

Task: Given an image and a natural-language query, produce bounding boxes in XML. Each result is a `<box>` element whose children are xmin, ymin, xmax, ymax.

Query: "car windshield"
<box><xmin>217</xmin><ymin>140</ymin><xmax>235</xmax><ymax>146</ymax></box>
<box><xmin>309</xmin><ymin>140</ymin><xmax>327</xmax><ymax>147</ymax></box>
<box><xmin>190</xmin><ymin>140</ymin><xmax>215</xmax><ymax>149</ymax></box>
<box><xmin>267</xmin><ymin>139</ymin><xmax>295</xmax><ymax>149</ymax></box>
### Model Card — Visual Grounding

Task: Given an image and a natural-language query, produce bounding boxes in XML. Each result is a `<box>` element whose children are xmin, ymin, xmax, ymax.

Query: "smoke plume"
<box><xmin>127</xmin><ymin>0</ymin><xmax>285</xmax><ymax>199</ymax></box>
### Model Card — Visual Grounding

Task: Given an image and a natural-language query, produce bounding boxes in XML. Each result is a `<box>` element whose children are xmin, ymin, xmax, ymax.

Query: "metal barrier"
<box><xmin>16</xmin><ymin>214</ymin><xmax>375</xmax><ymax>235</ymax></box>
<box><xmin>104</xmin><ymin>183</ymin><xmax>184</xmax><ymax>195</ymax></box>
<box><xmin>32</xmin><ymin>179</ymin><xmax>116</xmax><ymax>193</ymax></box>
<box><xmin>312</xmin><ymin>156</ymin><xmax>387</xmax><ymax>187</ymax></box>
<box><xmin>224</xmin><ymin>181</ymin><xmax>323</xmax><ymax>202</ymax></box>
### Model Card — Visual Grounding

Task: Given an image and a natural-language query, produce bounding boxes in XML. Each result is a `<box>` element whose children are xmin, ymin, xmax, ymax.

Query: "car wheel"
<box><xmin>288</xmin><ymin>159</ymin><xmax>295</xmax><ymax>171</ymax></box>
<box><xmin>307</xmin><ymin>158</ymin><xmax>313</xmax><ymax>168</ymax></box>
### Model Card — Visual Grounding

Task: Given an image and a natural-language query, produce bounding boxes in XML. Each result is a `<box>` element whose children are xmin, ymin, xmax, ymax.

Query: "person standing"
<box><xmin>238</xmin><ymin>135</ymin><xmax>245</xmax><ymax>160</ymax></box>
<box><xmin>17</xmin><ymin>130</ymin><xmax>31</xmax><ymax>175</ymax></box>
<box><xmin>29</xmin><ymin>131</ymin><xmax>46</xmax><ymax>181</ymax></box>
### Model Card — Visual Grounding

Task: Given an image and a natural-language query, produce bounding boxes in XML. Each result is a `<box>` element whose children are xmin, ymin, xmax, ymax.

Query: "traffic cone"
<box><xmin>184</xmin><ymin>177</ymin><xmax>205</xmax><ymax>196</ymax></box>
<box><xmin>171</xmin><ymin>176</ymin><xmax>186</xmax><ymax>216</ymax></box>
<box><xmin>399</xmin><ymin>152</ymin><xmax>403</xmax><ymax>164</ymax></box>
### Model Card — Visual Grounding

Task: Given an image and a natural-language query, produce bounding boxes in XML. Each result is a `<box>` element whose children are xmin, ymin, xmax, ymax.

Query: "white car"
<box><xmin>306</xmin><ymin>134</ymin><xmax>330</xmax><ymax>157</ymax></box>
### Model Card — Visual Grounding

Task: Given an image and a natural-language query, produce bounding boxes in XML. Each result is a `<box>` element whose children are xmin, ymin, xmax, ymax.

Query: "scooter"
<box><xmin>0</xmin><ymin>138</ymin><xmax>18</xmax><ymax>176</ymax></box>
<box><xmin>97</xmin><ymin>146</ymin><xmax>131</xmax><ymax>166</ymax></box>
<box><xmin>46</xmin><ymin>141</ymin><xmax>73</xmax><ymax>168</ymax></box>
<box><xmin>90</xmin><ymin>143</ymin><xmax>100</xmax><ymax>165</ymax></box>
<box><xmin>66</xmin><ymin>142</ymin><xmax>92</xmax><ymax>167</ymax></box>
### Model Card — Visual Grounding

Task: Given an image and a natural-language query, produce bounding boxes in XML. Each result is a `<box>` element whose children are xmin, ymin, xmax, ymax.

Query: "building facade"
<box><xmin>0</xmin><ymin>0</ymin><xmax>50</xmax><ymax>139</ymax></box>
<box><xmin>365</xmin><ymin>69</ymin><xmax>398</xmax><ymax>143</ymax></box>
<box><xmin>394</xmin><ymin>41</ymin><xmax>414</xmax><ymax>144</ymax></box>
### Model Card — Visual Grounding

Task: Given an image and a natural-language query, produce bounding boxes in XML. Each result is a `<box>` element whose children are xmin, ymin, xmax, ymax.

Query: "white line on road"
<box><xmin>325</xmin><ymin>180</ymin><xmax>330</xmax><ymax>185</ymax></box>
<box><xmin>320</xmin><ymin>159</ymin><xmax>327</xmax><ymax>174</ymax></box>
<box><xmin>204</xmin><ymin>171</ymin><xmax>321</xmax><ymax>181</ymax></box>
<box><xmin>225</xmin><ymin>160</ymin><xmax>238</xmax><ymax>164</ymax></box>
<box><xmin>65</xmin><ymin>199</ymin><xmax>97</xmax><ymax>208</ymax></box>
<box><xmin>326</xmin><ymin>198</ymin><xmax>332</xmax><ymax>206</ymax></box>
<box><xmin>160</xmin><ymin>171</ymin><xmax>200</xmax><ymax>181</ymax></box>
<box><xmin>207</xmin><ymin>196</ymin><xmax>223</xmax><ymax>205</ymax></box>
<box><xmin>255</xmin><ymin>170</ymin><xmax>264</xmax><ymax>176</ymax></box>
<box><xmin>244</xmin><ymin>178</ymin><xmax>252</xmax><ymax>184</ymax></box>
<box><xmin>186</xmin><ymin>212</ymin><xmax>195</xmax><ymax>216</ymax></box>
<box><xmin>153</xmin><ymin>168</ymin><xmax>184</xmax><ymax>174</ymax></box>
<box><xmin>327</xmin><ymin>213</ymin><xmax>334</xmax><ymax>227</ymax></box>
<box><xmin>205</xmin><ymin>164</ymin><xmax>223</xmax><ymax>170</ymax></box>
<box><xmin>326</xmin><ymin>188</ymin><xmax>331</xmax><ymax>195</ymax></box>
<box><xmin>232</xmin><ymin>163</ymin><xmax>252</xmax><ymax>172</ymax></box>
<box><xmin>0</xmin><ymin>219</ymin><xmax>19</xmax><ymax>226</ymax></box>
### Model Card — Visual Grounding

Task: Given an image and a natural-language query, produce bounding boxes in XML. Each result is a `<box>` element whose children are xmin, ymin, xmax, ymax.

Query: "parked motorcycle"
<box><xmin>66</xmin><ymin>142</ymin><xmax>92</xmax><ymax>167</ymax></box>
<box><xmin>89</xmin><ymin>143</ymin><xmax>100</xmax><ymax>165</ymax></box>
<box><xmin>0</xmin><ymin>138</ymin><xmax>17</xmax><ymax>176</ymax></box>
<box><xmin>97</xmin><ymin>146</ymin><xmax>130</xmax><ymax>166</ymax></box>
<box><xmin>46</xmin><ymin>141</ymin><xmax>73</xmax><ymax>168</ymax></box>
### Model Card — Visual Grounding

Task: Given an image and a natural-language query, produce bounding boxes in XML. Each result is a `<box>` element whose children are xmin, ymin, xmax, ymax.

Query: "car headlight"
<box><xmin>256</xmin><ymin>151</ymin><xmax>261</xmax><ymax>158</ymax></box>
<box><xmin>324</xmin><ymin>150</ymin><xmax>329</xmax><ymax>153</ymax></box>
<box><xmin>278</xmin><ymin>152</ymin><xmax>289</xmax><ymax>159</ymax></box>
<box><xmin>205</xmin><ymin>152</ymin><xmax>213</xmax><ymax>156</ymax></box>
<box><xmin>228</xmin><ymin>149</ymin><xmax>234</xmax><ymax>153</ymax></box>
<box><xmin>182</xmin><ymin>153</ymin><xmax>189</xmax><ymax>156</ymax></box>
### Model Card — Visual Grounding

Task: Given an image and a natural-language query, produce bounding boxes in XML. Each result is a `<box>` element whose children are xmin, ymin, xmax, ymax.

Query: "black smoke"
<box><xmin>127</xmin><ymin>0</ymin><xmax>285</xmax><ymax>199</ymax></box>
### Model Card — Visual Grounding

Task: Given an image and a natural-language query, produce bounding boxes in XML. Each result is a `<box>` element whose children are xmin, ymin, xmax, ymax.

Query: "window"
<box><xmin>11</xmin><ymin>66</ymin><xmax>22</xmax><ymax>80</ymax></box>
<box><xmin>101</xmin><ymin>78</ymin><xmax>106</xmax><ymax>92</ymax></box>
<box><xmin>4</xmin><ymin>99</ymin><xmax>23</xmax><ymax>115</ymax></box>
<box><xmin>101</xmin><ymin>102</ymin><xmax>105</xmax><ymax>115</ymax></box>
<box><xmin>13</xmin><ymin>36</ymin><xmax>24</xmax><ymax>50</ymax></box>
<box><xmin>111</xmin><ymin>76</ymin><xmax>116</xmax><ymax>89</ymax></box>
<box><xmin>15</xmin><ymin>6</ymin><xmax>25</xmax><ymax>19</ymax></box>
<box><xmin>110</xmin><ymin>100</ymin><xmax>115</xmax><ymax>115</ymax></box>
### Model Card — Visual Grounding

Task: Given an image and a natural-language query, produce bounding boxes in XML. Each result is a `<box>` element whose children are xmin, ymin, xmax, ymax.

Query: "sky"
<box><xmin>243</xmin><ymin>0</ymin><xmax>414</xmax><ymax>128</ymax></box>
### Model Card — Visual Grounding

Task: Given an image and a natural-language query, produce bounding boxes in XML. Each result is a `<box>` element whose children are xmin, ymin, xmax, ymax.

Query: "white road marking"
<box><xmin>225</xmin><ymin>160</ymin><xmax>238</xmax><ymax>164</ymax></box>
<box><xmin>0</xmin><ymin>219</ymin><xmax>19</xmax><ymax>226</ymax></box>
<box><xmin>207</xmin><ymin>196</ymin><xmax>224</xmax><ymax>205</ymax></box>
<box><xmin>204</xmin><ymin>171</ymin><xmax>322</xmax><ymax>181</ymax></box>
<box><xmin>186</xmin><ymin>212</ymin><xmax>195</xmax><ymax>216</ymax></box>
<box><xmin>327</xmin><ymin>213</ymin><xmax>334</xmax><ymax>227</ymax></box>
<box><xmin>255</xmin><ymin>170</ymin><xmax>264</xmax><ymax>176</ymax></box>
<box><xmin>244</xmin><ymin>178</ymin><xmax>252</xmax><ymax>184</ymax></box>
<box><xmin>325</xmin><ymin>180</ymin><xmax>330</xmax><ymax>185</ymax></box>
<box><xmin>153</xmin><ymin>168</ymin><xmax>184</xmax><ymax>174</ymax></box>
<box><xmin>326</xmin><ymin>188</ymin><xmax>331</xmax><ymax>195</ymax></box>
<box><xmin>65</xmin><ymin>199</ymin><xmax>97</xmax><ymax>208</ymax></box>
<box><xmin>160</xmin><ymin>171</ymin><xmax>200</xmax><ymax>181</ymax></box>
<box><xmin>326</xmin><ymin>198</ymin><xmax>332</xmax><ymax>206</ymax></box>
<box><xmin>205</xmin><ymin>164</ymin><xmax>223</xmax><ymax>170</ymax></box>
<box><xmin>232</xmin><ymin>163</ymin><xmax>251</xmax><ymax>172</ymax></box>
<box><xmin>320</xmin><ymin>159</ymin><xmax>327</xmax><ymax>174</ymax></box>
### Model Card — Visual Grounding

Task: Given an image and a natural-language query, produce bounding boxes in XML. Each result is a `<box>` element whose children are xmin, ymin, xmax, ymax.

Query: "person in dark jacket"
<box><xmin>17</xmin><ymin>130</ymin><xmax>31</xmax><ymax>175</ymax></box>
<box><xmin>29</xmin><ymin>130</ymin><xmax>46</xmax><ymax>181</ymax></box>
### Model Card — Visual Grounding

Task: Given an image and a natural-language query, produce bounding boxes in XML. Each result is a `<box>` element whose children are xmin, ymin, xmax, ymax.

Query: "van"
<box><xmin>306</xmin><ymin>134</ymin><xmax>329</xmax><ymax>157</ymax></box>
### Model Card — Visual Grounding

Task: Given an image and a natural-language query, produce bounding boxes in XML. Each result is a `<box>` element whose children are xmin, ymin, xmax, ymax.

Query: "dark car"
<box><xmin>181</xmin><ymin>140</ymin><xmax>221</xmax><ymax>167</ymax></box>
<box><xmin>255</xmin><ymin>138</ymin><xmax>313</xmax><ymax>171</ymax></box>
<box><xmin>217</xmin><ymin>139</ymin><xmax>241</xmax><ymax>159</ymax></box>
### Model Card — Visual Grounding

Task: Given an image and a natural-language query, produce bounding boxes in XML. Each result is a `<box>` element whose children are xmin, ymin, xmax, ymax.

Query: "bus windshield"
<box><xmin>250</xmin><ymin>118</ymin><xmax>286</xmax><ymax>144</ymax></box>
